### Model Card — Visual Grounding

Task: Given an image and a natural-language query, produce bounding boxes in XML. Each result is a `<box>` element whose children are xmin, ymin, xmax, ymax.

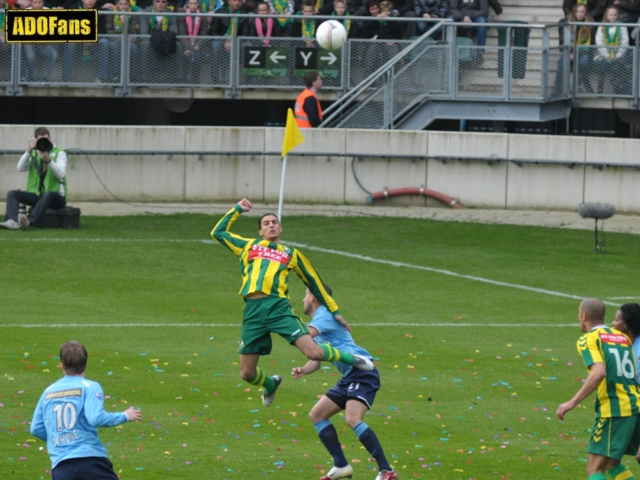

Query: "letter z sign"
<box><xmin>243</xmin><ymin>46</ymin><xmax>288</xmax><ymax>77</ymax></box>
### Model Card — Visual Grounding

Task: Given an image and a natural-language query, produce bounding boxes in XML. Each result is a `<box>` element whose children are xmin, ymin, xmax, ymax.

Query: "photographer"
<box><xmin>0</xmin><ymin>127</ymin><xmax>67</xmax><ymax>231</ymax></box>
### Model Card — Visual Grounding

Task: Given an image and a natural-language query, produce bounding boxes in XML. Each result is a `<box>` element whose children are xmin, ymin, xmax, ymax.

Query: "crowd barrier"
<box><xmin>3</xmin><ymin>14</ymin><xmax>640</xmax><ymax>108</ymax></box>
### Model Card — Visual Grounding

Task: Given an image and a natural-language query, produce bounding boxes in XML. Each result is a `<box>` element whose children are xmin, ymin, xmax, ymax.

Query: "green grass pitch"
<box><xmin>1</xmin><ymin>212</ymin><xmax>640</xmax><ymax>479</ymax></box>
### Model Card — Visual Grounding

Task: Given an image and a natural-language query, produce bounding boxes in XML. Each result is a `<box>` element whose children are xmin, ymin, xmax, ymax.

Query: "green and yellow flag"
<box><xmin>281</xmin><ymin>108</ymin><xmax>305</xmax><ymax>157</ymax></box>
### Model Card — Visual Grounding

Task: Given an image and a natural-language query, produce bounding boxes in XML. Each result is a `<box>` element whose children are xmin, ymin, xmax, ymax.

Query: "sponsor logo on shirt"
<box><xmin>601</xmin><ymin>333</ymin><xmax>630</xmax><ymax>345</ymax></box>
<box><xmin>248</xmin><ymin>244</ymin><xmax>291</xmax><ymax>265</ymax></box>
<box><xmin>45</xmin><ymin>388</ymin><xmax>82</xmax><ymax>400</ymax></box>
<box><xmin>96</xmin><ymin>391</ymin><xmax>103</xmax><ymax>401</ymax></box>
<box><xmin>53</xmin><ymin>430</ymin><xmax>80</xmax><ymax>447</ymax></box>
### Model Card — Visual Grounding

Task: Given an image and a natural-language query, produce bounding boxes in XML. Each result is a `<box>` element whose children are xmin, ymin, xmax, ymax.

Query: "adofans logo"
<box><xmin>5</xmin><ymin>9</ymin><xmax>97</xmax><ymax>43</ymax></box>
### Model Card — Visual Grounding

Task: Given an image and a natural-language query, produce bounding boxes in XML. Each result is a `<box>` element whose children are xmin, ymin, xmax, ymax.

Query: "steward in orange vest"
<box><xmin>295</xmin><ymin>71</ymin><xmax>323</xmax><ymax>128</ymax></box>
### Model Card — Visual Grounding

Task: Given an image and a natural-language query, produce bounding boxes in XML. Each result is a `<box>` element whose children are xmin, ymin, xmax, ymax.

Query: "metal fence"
<box><xmin>4</xmin><ymin>14</ymin><xmax>640</xmax><ymax>111</ymax></box>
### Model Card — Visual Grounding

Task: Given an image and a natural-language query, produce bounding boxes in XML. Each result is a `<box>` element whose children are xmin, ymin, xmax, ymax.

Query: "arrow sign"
<box><xmin>243</xmin><ymin>46</ymin><xmax>288</xmax><ymax>77</ymax></box>
<box><xmin>269</xmin><ymin>50</ymin><xmax>287</xmax><ymax>64</ymax></box>
<box><xmin>319</xmin><ymin>52</ymin><xmax>337</xmax><ymax>65</ymax></box>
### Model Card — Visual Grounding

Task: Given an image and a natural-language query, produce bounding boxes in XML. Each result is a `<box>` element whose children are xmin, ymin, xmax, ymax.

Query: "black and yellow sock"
<box><xmin>607</xmin><ymin>464</ymin><xmax>634</xmax><ymax>480</ymax></box>
<box><xmin>249</xmin><ymin>367</ymin><xmax>276</xmax><ymax>393</ymax></box>
<box><xmin>321</xmin><ymin>344</ymin><xmax>354</xmax><ymax>364</ymax></box>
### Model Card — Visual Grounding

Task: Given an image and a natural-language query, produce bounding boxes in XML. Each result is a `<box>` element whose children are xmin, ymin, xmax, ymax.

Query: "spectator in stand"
<box><xmin>554</xmin><ymin>3</ymin><xmax>594</xmax><ymax>94</ymax></box>
<box><xmin>594</xmin><ymin>5</ymin><xmax>629</xmax><ymax>94</ymax></box>
<box><xmin>103</xmin><ymin>0</ymin><xmax>140</xmax><ymax>81</ymax></box>
<box><xmin>210</xmin><ymin>0</ymin><xmax>249</xmax><ymax>82</ymax></box>
<box><xmin>266</xmin><ymin>0</ymin><xmax>294</xmax><ymax>36</ymax></box>
<box><xmin>294</xmin><ymin>0</ymin><xmax>317</xmax><ymax>46</ymax></box>
<box><xmin>354</xmin><ymin>0</ymin><xmax>379</xmax><ymax>38</ymax></box>
<box><xmin>197</xmin><ymin>0</ymin><xmax>222</xmax><ymax>11</ymax></box>
<box><xmin>178</xmin><ymin>0</ymin><xmax>209</xmax><ymax>82</ymax></box>
<box><xmin>363</xmin><ymin>0</ymin><xmax>402</xmax><ymax>65</ymax></box>
<box><xmin>61</xmin><ymin>0</ymin><xmax>111</xmax><ymax>82</ymax></box>
<box><xmin>317</xmin><ymin>0</ymin><xmax>370</xmax><ymax>17</ymax></box>
<box><xmin>403</xmin><ymin>0</ymin><xmax>448</xmax><ymax>39</ymax></box>
<box><xmin>330</xmin><ymin>0</ymin><xmax>352</xmax><ymax>37</ymax></box>
<box><xmin>23</xmin><ymin>0</ymin><xmax>58</xmax><ymax>82</ymax></box>
<box><xmin>140</xmin><ymin>0</ymin><xmax>178</xmax><ymax>36</ymax></box>
<box><xmin>449</xmin><ymin>0</ymin><xmax>488</xmax><ymax>60</ymax></box>
<box><xmin>139</xmin><ymin>0</ymin><xmax>179</xmax><ymax>82</ymax></box>
<box><xmin>249</xmin><ymin>1</ymin><xmax>282</xmax><ymax>42</ymax></box>
<box><xmin>611</xmin><ymin>0</ymin><xmax>640</xmax><ymax>36</ymax></box>
<box><xmin>562</xmin><ymin>0</ymin><xmax>606</xmax><ymax>22</ymax></box>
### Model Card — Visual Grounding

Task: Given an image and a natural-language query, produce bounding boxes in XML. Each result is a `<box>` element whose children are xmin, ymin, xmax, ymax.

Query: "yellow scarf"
<box><xmin>301</xmin><ymin>16</ymin><xmax>315</xmax><ymax>38</ymax></box>
<box><xmin>149</xmin><ymin>6</ymin><xmax>173</xmax><ymax>31</ymax></box>
<box><xmin>226</xmin><ymin>4</ymin><xmax>240</xmax><ymax>36</ymax></box>
<box><xmin>602</xmin><ymin>24</ymin><xmax>620</xmax><ymax>59</ymax></box>
<box><xmin>113</xmin><ymin>5</ymin><xmax>132</xmax><ymax>33</ymax></box>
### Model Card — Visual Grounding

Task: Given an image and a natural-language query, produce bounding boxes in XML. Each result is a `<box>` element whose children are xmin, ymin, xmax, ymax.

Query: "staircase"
<box><xmin>321</xmin><ymin>1</ymin><xmax>572</xmax><ymax>130</ymax></box>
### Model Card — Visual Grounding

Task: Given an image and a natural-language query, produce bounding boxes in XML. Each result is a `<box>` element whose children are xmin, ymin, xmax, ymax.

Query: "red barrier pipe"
<box><xmin>366</xmin><ymin>187</ymin><xmax>464</xmax><ymax>209</ymax></box>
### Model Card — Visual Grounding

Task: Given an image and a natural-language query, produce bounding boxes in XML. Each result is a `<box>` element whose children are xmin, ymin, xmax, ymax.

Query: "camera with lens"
<box><xmin>35</xmin><ymin>137</ymin><xmax>53</xmax><ymax>153</ymax></box>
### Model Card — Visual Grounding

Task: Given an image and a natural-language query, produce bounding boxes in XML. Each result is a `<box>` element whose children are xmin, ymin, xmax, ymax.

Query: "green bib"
<box><xmin>26</xmin><ymin>147</ymin><xmax>68</xmax><ymax>198</ymax></box>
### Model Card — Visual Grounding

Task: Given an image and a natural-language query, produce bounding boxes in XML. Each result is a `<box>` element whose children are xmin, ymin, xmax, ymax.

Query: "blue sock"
<box><xmin>314</xmin><ymin>420</ymin><xmax>349</xmax><ymax>468</ymax></box>
<box><xmin>352</xmin><ymin>422</ymin><xmax>392</xmax><ymax>472</ymax></box>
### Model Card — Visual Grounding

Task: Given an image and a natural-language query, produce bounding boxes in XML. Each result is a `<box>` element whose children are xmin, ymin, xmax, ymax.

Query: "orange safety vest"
<box><xmin>294</xmin><ymin>88</ymin><xmax>322</xmax><ymax>128</ymax></box>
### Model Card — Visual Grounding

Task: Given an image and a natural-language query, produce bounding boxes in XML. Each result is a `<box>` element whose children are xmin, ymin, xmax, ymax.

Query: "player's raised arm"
<box><xmin>237</xmin><ymin>198</ymin><xmax>252</xmax><ymax>212</ymax></box>
<box><xmin>211</xmin><ymin>199</ymin><xmax>254</xmax><ymax>256</ymax></box>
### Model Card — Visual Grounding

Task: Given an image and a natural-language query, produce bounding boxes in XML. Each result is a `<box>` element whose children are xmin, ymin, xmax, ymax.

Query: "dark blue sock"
<box><xmin>314</xmin><ymin>420</ymin><xmax>349</xmax><ymax>468</ymax></box>
<box><xmin>353</xmin><ymin>422</ymin><xmax>392</xmax><ymax>472</ymax></box>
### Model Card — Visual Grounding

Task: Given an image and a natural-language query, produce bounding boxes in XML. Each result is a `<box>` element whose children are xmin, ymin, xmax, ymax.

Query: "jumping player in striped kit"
<box><xmin>557</xmin><ymin>298</ymin><xmax>640</xmax><ymax>480</ymax></box>
<box><xmin>212</xmin><ymin>198</ymin><xmax>374</xmax><ymax>407</ymax></box>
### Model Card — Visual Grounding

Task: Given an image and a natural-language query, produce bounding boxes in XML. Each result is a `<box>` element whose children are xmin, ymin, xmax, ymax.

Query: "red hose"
<box><xmin>367</xmin><ymin>187</ymin><xmax>464</xmax><ymax>209</ymax></box>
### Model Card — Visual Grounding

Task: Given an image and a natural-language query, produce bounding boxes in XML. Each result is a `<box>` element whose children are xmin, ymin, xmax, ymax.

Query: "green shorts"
<box><xmin>588</xmin><ymin>415</ymin><xmax>640</xmax><ymax>460</ymax></box>
<box><xmin>239</xmin><ymin>296</ymin><xmax>309</xmax><ymax>355</ymax></box>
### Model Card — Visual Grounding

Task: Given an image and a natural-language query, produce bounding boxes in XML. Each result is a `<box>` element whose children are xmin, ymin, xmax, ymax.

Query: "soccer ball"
<box><xmin>315</xmin><ymin>20</ymin><xmax>348</xmax><ymax>51</ymax></box>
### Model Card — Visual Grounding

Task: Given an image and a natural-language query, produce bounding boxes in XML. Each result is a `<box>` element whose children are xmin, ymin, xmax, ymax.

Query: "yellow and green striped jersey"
<box><xmin>212</xmin><ymin>205</ymin><xmax>339</xmax><ymax>314</ymax></box>
<box><xmin>578</xmin><ymin>326</ymin><xmax>640</xmax><ymax>418</ymax></box>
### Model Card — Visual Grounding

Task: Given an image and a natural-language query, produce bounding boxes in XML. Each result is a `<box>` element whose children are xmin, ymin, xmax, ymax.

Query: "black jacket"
<box><xmin>210</xmin><ymin>3</ymin><xmax>251</xmax><ymax>36</ymax></box>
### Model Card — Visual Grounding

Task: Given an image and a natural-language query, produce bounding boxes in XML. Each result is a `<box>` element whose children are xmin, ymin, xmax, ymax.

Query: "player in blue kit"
<box><xmin>293</xmin><ymin>287</ymin><xmax>398</xmax><ymax>480</ymax></box>
<box><xmin>30</xmin><ymin>341</ymin><xmax>141</xmax><ymax>480</ymax></box>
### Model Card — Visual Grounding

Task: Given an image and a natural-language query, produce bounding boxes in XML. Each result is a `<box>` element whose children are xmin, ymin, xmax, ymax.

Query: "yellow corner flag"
<box><xmin>281</xmin><ymin>108</ymin><xmax>305</xmax><ymax>158</ymax></box>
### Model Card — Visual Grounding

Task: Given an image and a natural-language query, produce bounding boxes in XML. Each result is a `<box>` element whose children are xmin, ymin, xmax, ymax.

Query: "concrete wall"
<box><xmin>1</xmin><ymin>125</ymin><xmax>639</xmax><ymax>212</ymax></box>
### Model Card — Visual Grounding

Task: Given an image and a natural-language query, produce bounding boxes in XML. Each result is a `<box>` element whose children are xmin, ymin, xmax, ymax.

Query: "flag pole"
<box><xmin>277</xmin><ymin>155</ymin><xmax>287</xmax><ymax>222</ymax></box>
<box><xmin>279</xmin><ymin>108</ymin><xmax>305</xmax><ymax>223</ymax></box>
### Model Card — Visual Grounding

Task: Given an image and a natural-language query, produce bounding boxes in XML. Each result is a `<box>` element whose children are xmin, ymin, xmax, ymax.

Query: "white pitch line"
<box><xmin>0</xmin><ymin>323</ymin><xmax>579</xmax><ymax>328</ymax></box>
<box><xmin>0</xmin><ymin>238</ymin><xmax>216</xmax><ymax>243</ymax></box>
<box><xmin>0</xmin><ymin>237</ymin><xmax>623</xmax><ymax>307</ymax></box>
<box><xmin>287</xmin><ymin>241</ymin><xmax>621</xmax><ymax>307</ymax></box>
<box><xmin>608</xmin><ymin>296</ymin><xmax>639</xmax><ymax>300</ymax></box>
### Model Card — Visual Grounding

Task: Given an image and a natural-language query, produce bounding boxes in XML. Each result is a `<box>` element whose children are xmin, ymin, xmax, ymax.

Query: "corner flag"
<box><xmin>281</xmin><ymin>108</ymin><xmax>305</xmax><ymax>158</ymax></box>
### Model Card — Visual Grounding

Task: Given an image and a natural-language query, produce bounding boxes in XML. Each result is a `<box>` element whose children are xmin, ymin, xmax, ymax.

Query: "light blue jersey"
<box><xmin>310</xmin><ymin>305</ymin><xmax>372</xmax><ymax>377</ymax></box>
<box><xmin>634</xmin><ymin>337</ymin><xmax>640</xmax><ymax>385</ymax></box>
<box><xmin>30</xmin><ymin>375</ymin><xmax>128</xmax><ymax>469</ymax></box>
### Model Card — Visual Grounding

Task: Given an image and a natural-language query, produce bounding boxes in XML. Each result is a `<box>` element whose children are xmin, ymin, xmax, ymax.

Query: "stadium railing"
<box><xmin>3</xmin><ymin>14</ymin><xmax>640</xmax><ymax>115</ymax></box>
